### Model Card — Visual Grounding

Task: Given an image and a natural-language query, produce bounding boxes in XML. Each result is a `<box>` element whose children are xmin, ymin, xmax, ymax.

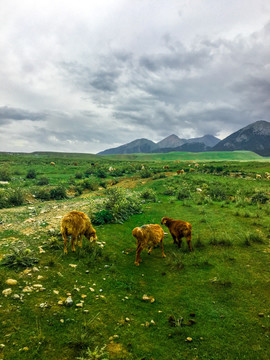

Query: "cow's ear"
<box><xmin>161</xmin><ymin>218</ymin><xmax>167</xmax><ymax>225</ymax></box>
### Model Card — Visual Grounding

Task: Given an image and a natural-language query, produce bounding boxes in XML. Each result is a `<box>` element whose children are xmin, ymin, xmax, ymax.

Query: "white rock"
<box><xmin>5</xmin><ymin>279</ymin><xmax>17</xmax><ymax>286</ymax></box>
<box><xmin>2</xmin><ymin>288</ymin><xmax>12</xmax><ymax>296</ymax></box>
<box><xmin>65</xmin><ymin>296</ymin><xmax>73</xmax><ymax>307</ymax></box>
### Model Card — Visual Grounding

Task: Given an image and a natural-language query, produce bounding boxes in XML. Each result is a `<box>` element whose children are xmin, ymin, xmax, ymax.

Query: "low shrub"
<box><xmin>92</xmin><ymin>187</ymin><xmax>142</xmax><ymax>225</ymax></box>
<box><xmin>0</xmin><ymin>244</ymin><xmax>39</xmax><ymax>268</ymax></box>
<box><xmin>140</xmin><ymin>168</ymin><xmax>152</xmax><ymax>178</ymax></box>
<box><xmin>7</xmin><ymin>188</ymin><xmax>25</xmax><ymax>206</ymax></box>
<box><xmin>26</xmin><ymin>169</ymin><xmax>37</xmax><ymax>179</ymax></box>
<box><xmin>37</xmin><ymin>176</ymin><xmax>49</xmax><ymax>186</ymax></box>
<box><xmin>50</xmin><ymin>186</ymin><xmax>67</xmax><ymax>200</ymax></box>
<box><xmin>140</xmin><ymin>188</ymin><xmax>157</xmax><ymax>202</ymax></box>
<box><xmin>251</xmin><ymin>191</ymin><xmax>269</xmax><ymax>204</ymax></box>
<box><xmin>92</xmin><ymin>209</ymin><xmax>113</xmax><ymax>225</ymax></box>
<box><xmin>0</xmin><ymin>166</ymin><xmax>11</xmax><ymax>181</ymax></box>
<box><xmin>34</xmin><ymin>188</ymin><xmax>51</xmax><ymax>201</ymax></box>
<box><xmin>75</xmin><ymin>172</ymin><xmax>84</xmax><ymax>179</ymax></box>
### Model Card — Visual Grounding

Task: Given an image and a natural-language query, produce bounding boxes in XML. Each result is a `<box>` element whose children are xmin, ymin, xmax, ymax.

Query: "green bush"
<box><xmin>93</xmin><ymin>209</ymin><xmax>113</xmax><ymax>225</ymax></box>
<box><xmin>75</xmin><ymin>172</ymin><xmax>83</xmax><ymax>179</ymax></box>
<box><xmin>95</xmin><ymin>168</ymin><xmax>107</xmax><ymax>178</ymax></box>
<box><xmin>0</xmin><ymin>166</ymin><xmax>11</xmax><ymax>181</ymax></box>
<box><xmin>34</xmin><ymin>188</ymin><xmax>51</xmax><ymax>201</ymax></box>
<box><xmin>37</xmin><ymin>176</ymin><xmax>49</xmax><ymax>185</ymax></box>
<box><xmin>50</xmin><ymin>186</ymin><xmax>67</xmax><ymax>200</ymax></box>
<box><xmin>92</xmin><ymin>187</ymin><xmax>142</xmax><ymax>225</ymax></box>
<box><xmin>140</xmin><ymin>168</ymin><xmax>152</xmax><ymax>178</ymax></box>
<box><xmin>7</xmin><ymin>188</ymin><xmax>24</xmax><ymax>206</ymax></box>
<box><xmin>26</xmin><ymin>169</ymin><xmax>37</xmax><ymax>179</ymax></box>
<box><xmin>0</xmin><ymin>191</ymin><xmax>7</xmax><ymax>208</ymax></box>
<box><xmin>0</xmin><ymin>244</ymin><xmax>39</xmax><ymax>268</ymax></box>
<box><xmin>251</xmin><ymin>191</ymin><xmax>269</xmax><ymax>204</ymax></box>
<box><xmin>140</xmin><ymin>188</ymin><xmax>157</xmax><ymax>202</ymax></box>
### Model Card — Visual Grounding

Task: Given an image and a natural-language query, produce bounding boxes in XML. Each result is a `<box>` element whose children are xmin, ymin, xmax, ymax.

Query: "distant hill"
<box><xmin>98</xmin><ymin>134</ymin><xmax>220</xmax><ymax>155</ymax></box>
<box><xmin>98</xmin><ymin>138</ymin><xmax>157</xmax><ymax>155</ymax></box>
<box><xmin>185</xmin><ymin>135</ymin><xmax>220</xmax><ymax>147</ymax></box>
<box><xmin>212</xmin><ymin>120</ymin><xmax>270</xmax><ymax>156</ymax></box>
<box><xmin>156</xmin><ymin>134</ymin><xmax>186</xmax><ymax>149</ymax></box>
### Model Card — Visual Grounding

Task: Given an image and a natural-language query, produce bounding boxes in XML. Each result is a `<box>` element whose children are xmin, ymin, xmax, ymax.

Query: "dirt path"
<box><xmin>0</xmin><ymin>175</ymin><xmax>149</xmax><ymax>237</ymax></box>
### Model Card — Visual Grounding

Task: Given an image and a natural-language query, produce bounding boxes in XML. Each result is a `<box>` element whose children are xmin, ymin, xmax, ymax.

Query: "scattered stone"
<box><xmin>69</xmin><ymin>264</ymin><xmax>77</xmax><ymax>268</ymax></box>
<box><xmin>57</xmin><ymin>272</ymin><xmax>64</xmax><ymax>277</ymax></box>
<box><xmin>38</xmin><ymin>246</ymin><xmax>45</xmax><ymax>254</ymax></box>
<box><xmin>2</xmin><ymin>288</ymin><xmax>12</xmax><ymax>297</ymax></box>
<box><xmin>85</xmin><ymin>270</ymin><xmax>90</xmax><ymax>274</ymax></box>
<box><xmin>142</xmin><ymin>294</ymin><xmax>155</xmax><ymax>303</ymax></box>
<box><xmin>32</xmin><ymin>267</ymin><xmax>39</xmax><ymax>272</ymax></box>
<box><xmin>65</xmin><ymin>296</ymin><xmax>73</xmax><ymax>307</ymax></box>
<box><xmin>39</xmin><ymin>303</ymin><xmax>49</xmax><ymax>308</ymax></box>
<box><xmin>37</xmin><ymin>275</ymin><xmax>43</xmax><ymax>280</ymax></box>
<box><xmin>76</xmin><ymin>303</ymin><xmax>83</xmax><ymax>308</ymax></box>
<box><xmin>81</xmin><ymin>294</ymin><xmax>87</xmax><ymax>299</ymax></box>
<box><xmin>58</xmin><ymin>300</ymin><xmax>64</xmax><ymax>306</ymax></box>
<box><xmin>258</xmin><ymin>313</ymin><xmax>264</xmax><ymax>317</ymax></box>
<box><xmin>125</xmin><ymin>317</ymin><xmax>130</xmax><ymax>322</ymax></box>
<box><xmin>89</xmin><ymin>287</ymin><xmax>95</xmax><ymax>292</ymax></box>
<box><xmin>5</xmin><ymin>279</ymin><xmax>17</xmax><ymax>286</ymax></box>
<box><xmin>0</xmin><ymin>344</ymin><xmax>5</xmax><ymax>349</ymax></box>
<box><xmin>33</xmin><ymin>284</ymin><xmax>43</xmax><ymax>288</ymax></box>
<box><xmin>60</xmin><ymin>319</ymin><xmax>64</xmax><ymax>323</ymax></box>
<box><xmin>53</xmin><ymin>290</ymin><xmax>59</xmax><ymax>295</ymax></box>
<box><xmin>23</xmin><ymin>269</ymin><xmax>32</xmax><ymax>275</ymax></box>
<box><xmin>12</xmin><ymin>294</ymin><xmax>20</xmax><ymax>300</ymax></box>
<box><xmin>23</xmin><ymin>347</ymin><xmax>29</xmax><ymax>351</ymax></box>
<box><xmin>185</xmin><ymin>337</ymin><xmax>193</xmax><ymax>342</ymax></box>
<box><xmin>83</xmin><ymin>310</ymin><xmax>89</xmax><ymax>313</ymax></box>
<box><xmin>150</xmin><ymin>320</ymin><xmax>156</xmax><ymax>325</ymax></box>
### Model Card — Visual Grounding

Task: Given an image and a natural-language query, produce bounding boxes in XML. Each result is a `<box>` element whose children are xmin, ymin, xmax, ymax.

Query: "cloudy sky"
<box><xmin>1</xmin><ymin>0</ymin><xmax>269</xmax><ymax>153</ymax></box>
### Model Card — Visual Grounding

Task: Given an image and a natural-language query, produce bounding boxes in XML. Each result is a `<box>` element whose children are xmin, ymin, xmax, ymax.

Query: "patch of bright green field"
<box><xmin>0</xmin><ymin>154</ymin><xmax>269</xmax><ymax>360</ymax></box>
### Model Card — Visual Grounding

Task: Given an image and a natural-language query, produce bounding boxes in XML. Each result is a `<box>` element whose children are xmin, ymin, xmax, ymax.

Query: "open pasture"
<box><xmin>0</xmin><ymin>152</ymin><xmax>269</xmax><ymax>360</ymax></box>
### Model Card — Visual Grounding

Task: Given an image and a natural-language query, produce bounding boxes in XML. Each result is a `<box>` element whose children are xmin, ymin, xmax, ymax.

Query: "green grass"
<box><xmin>104</xmin><ymin>150</ymin><xmax>269</xmax><ymax>162</ymax></box>
<box><xmin>0</xmin><ymin>154</ymin><xmax>269</xmax><ymax>360</ymax></box>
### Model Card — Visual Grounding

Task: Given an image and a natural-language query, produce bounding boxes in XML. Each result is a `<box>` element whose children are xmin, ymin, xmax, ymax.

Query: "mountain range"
<box><xmin>98</xmin><ymin>120</ymin><xmax>270</xmax><ymax>156</ymax></box>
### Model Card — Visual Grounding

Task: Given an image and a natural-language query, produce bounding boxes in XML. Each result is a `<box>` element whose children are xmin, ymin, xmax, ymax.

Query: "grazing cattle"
<box><xmin>132</xmin><ymin>224</ymin><xmax>166</xmax><ymax>266</ymax></box>
<box><xmin>189</xmin><ymin>168</ymin><xmax>195</xmax><ymax>172</ymax></box>
<box><xmin>74</xmin><ymin>162</ymin><xmax>78</xmax><ymax>166</ymax></box>
<box><xmin>256</xmin><ymin>174</ymin><xmax>262</xmax><ymax>179</ymax></box>
<box><xmin>163</xmin><ymin>165</ymin><xmax>169</xmax><ymax>170</ymax></box>
<box><xmin>50</xmin><ymin>162</ymin><xmax>55</xmax><ymax>166</ymax></box>
<box><xmin>178</xmin><ymin>169</ymin><xmax>185</xmax><ymax>175</ymax></box>
<box><xmin>177</xmin><ymin>170</ymin><xmax>181</xmax><ymax>175</ymax></box>
<box><xmin>161</xmin><ymin>216</ymin><xmax>192</xmax><ymax>251</ymax></box>
<box><xmin>61</xmin><ymin>211</ymin><xmax>97</xmax><ymax>254</ymax></box>
<box><xmin>108</xmin><ymin>166</ymin><xmax>115</xmax><ymax>172</ymax></box>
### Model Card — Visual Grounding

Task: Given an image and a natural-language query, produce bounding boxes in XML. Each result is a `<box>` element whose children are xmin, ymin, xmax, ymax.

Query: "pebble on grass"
<box><xmin>5</xmin><ymin>279</ymin><xmax>17</xmax><ymax>286</ymax></box>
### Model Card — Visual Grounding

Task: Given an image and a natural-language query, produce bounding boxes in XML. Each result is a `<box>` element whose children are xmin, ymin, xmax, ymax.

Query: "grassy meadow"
<box><xmin>0</xmin><ymin>152</ymin><xmax>269</xmax><ymax>360</ymax></box>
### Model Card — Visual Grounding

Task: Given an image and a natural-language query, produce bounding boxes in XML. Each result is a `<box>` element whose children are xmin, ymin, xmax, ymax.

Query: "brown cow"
<box><xmin>132</xmin><ymin>224</ymin><xmax>166</xmax><ymax>266</ymax></box>
<box><xmin>161</xmin><ymin>216</ymin><xmax>192</xmax><ymax>251</ymax></box>
<box><xmin>61</xmin><ymin>211</ymin><xmax>97</xmax><ymax>254</ymax></box>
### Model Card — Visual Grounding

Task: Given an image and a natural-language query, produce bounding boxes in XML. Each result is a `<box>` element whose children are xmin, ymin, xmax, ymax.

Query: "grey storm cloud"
<box><xmin>0</xmin><ymin>1</ymin><xmax>269</xmax><ymax>153</ymax></box>
<box><xmin>0</xmin><ymin>106</ymin><xmax>47</xmax><ymax>124</ymax></box>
